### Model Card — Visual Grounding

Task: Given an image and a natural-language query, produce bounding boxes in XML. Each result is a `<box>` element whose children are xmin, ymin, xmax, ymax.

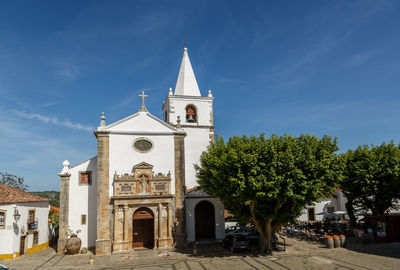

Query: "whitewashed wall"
<box><xmin>185</xmin><ymin>197</ymin><xmax>225</xmax><ymax>242</ymax></box>
<box><xmin>297</xmin><ymin>192</ymin><xmax>348</xmax><ymax>222</ymax></box>
<box><xmin>0</xmin><ymin>204</ymin><xmax>14</xmax><ymax>256</ymax></box>
<box><xmin>0</xmin><ymin>201</ymin><xmax>49</xmax><ymax>258</ymax></box>
<box><xmin>68</xmin><ymin>156</ymin><xmax>97</xmax><ymax>248</ymax></box>
<box><xmin>164</xmin><ymin>95</ymin><xmax>213</xmax><ymax>189</ymax></box>
<box><xmin>182</xmin><ymin>128</ymin><xmax>211</xmax><ymax>189</ymax></box>
<box><xmin>298</xmin><ymin>200</ymin><xmax>331</xmax><ymax>222</ymax></box>
<box><xmin>108</xmin><ymin>134</ymin><xmax>176</xmax><ymax>195</ymax></box>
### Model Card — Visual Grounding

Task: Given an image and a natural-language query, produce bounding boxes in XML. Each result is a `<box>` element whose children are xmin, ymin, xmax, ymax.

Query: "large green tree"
<box><xmin>196</xmin><ymin>134</ymin><xmax>341</xmax><ymax>253</ymax></box>
<box><xmin>341</xmin><ymin>142</ymin><xmax>400</xmax><ymax>219</ymax></box>
<box><xmin>0</xmin><ymin>172</ymin><xmax>28</xmax><ymax>191</ymax></box>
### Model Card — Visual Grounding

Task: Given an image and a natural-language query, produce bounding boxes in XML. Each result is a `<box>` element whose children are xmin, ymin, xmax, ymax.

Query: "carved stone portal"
<box><xmin>112</xmin><ymin>162</ymin><xmax>174</xmax><ymax>252</ymax></box>
<box><xmin>113</xmin><ymin>162</ymin><xmax>171</xmax><ymax>197</ymax></box>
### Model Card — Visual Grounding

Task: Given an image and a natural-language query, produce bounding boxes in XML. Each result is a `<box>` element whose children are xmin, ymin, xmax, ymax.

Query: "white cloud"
<box><xmin>346</xmin><ymin>51</ymin><xmax>377</xmax><ymax>67</ymax></box>
<box><xmin>0</xmin><ymin>108</ymin><xmax>95</xmax><ymax>191</ymax></box>
<box><xmin>38</xmin><ymin>102</ymin><xmax>59</xmax><ymax>108</ymax></box>
<box><xmin>51</xmin><ymin>59</ymin><xmax>81</xmax><ymax>80</ymax></box>
<box><xmin>11</xmin><ymin>110</ymin><xmax>94</xmax><ymax>131</ymax></box>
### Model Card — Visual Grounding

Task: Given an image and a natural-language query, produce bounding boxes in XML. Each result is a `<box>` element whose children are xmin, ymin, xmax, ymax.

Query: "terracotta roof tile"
<box><xmin>50</xmin><ymin>205</ymin><xmax>60</xmax><ymax>214</ymax></box>
<box><xmin>0</xmin><ymin>185</ymin><xmax>49</xmax><ymax>204</ymax></box>
<box><xmin>186</xmin><ymin>186</ymin><xmax>199</xmax><ymax>194</ymax></box>
<box><xmin>224</xmin><ymin>210</ymin><xmax>234</xmax><ymax>219</ymax></box>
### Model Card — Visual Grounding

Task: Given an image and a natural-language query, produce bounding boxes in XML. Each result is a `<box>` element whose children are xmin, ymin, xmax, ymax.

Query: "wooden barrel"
<box><xmin>339</xmin><ymin>235</ymin><xmax>346</xmax><ymax>247</ymax></box>
<box><xmin>333</xmin><ymin>235</ymin><xmax>340</xmax><ymax>248</ymax></box>
<box><xmin>326</xmin><ymin>236</ymin><xmax>334</xmax><ymax>248</ymax></box>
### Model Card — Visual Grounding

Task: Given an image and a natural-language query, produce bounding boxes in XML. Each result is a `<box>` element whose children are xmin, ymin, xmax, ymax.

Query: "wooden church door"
<box><xmin>132</xmin><ymin>208</ymin><xmax>154</xmax><ymax>248</ymax></box>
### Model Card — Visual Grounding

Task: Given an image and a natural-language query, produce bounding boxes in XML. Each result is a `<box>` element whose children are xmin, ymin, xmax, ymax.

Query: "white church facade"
<box><xmin>57</xmin><ymin>48</ymin><xmax>225</xmax><ymax>254</ymax></box>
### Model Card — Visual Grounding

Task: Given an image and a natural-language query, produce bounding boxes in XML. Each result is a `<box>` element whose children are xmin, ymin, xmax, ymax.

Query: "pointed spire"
<box><xmin>174</xmin><ymin>47</ymin><xmax>201</xmax><ymax>96</ymax></box>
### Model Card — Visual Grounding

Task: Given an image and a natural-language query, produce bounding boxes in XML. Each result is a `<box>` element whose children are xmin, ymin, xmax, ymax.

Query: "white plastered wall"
<box><xmin>108</xmin><ymin>134</ymin><xmax>176</xmax><ymax>196</ymax></box>
<box><xmin>182</xmin><ymin>128</ymin><xmax>211</xmax><ymax>189</ymax></box>
<box><xmin>298</xmin><ymin>200</ymin><xmax>331</xmax><ymax>222</ymax></box>
<box><xmin>185</xmin><ymin>198</ymin><xmax>225</xmax><ymax>242</ymax></box>
<box><xmin>68</xmin><ymin>156</ymin><xmax>97</xmax><ymax>248</ymax></box>
<box><xmin>164</xmin><ymin>96</ymin><xmax>213</xmax><ymax>189</ymax></box>
<box><xmin>0</xmin><ymin>204</ymin><xmax>15</xmax><ymax>255</ymax></box>
<box><xmin>298</xmin><ymin>191</ymin><xmax>349</xmax><ymax>222</ymax></box>
<box><xmin>0</xmin><ymin>201</ymin><xmax>49</xmax><ymax>257</ymax></box>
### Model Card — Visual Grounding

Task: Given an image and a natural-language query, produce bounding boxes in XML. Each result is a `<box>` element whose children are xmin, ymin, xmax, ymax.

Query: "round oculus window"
<box><xmin>133</xmin><ymin>138</ymin><xmax>153</xmax><ymax>152</ymax></box>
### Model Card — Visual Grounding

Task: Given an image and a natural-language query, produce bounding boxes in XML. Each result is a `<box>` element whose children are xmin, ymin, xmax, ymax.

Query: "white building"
<box><xmin>0</xmin><ymin>185</ymin><xmax>50</xmax><ymax>260</ymax></box>
<box><xmin>298</xmin><ymin>189</ymin><xmax>348</xmax><ymax>222</ymax></box>
<box><xmin>58</xmin><ymin>47</ymin><xmax>225</xmax><ymax>255</ymax></box>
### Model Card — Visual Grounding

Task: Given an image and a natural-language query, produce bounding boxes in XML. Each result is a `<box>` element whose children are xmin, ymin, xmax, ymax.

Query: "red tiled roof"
<box><xmin>186</xmin><ymin>186</ymin><xmax>199</xmax><ymax>194</ymax></box>
<box><xmin>0</xmin><ymin>185</ymin><xmax>49</xmax><ymax>204</ymax></box>
<box><xmin>224</xmin><ymin>210</ymin><xmax>234</xmax><ymax>219</ymax></box>
<box><xmin>50</xmin><ymin>205</ymin><xmax>60</xmax><ymax>214</ymax></box>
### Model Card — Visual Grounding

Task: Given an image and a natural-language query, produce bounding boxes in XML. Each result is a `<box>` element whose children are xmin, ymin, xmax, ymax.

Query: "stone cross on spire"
<box><xmin>138</xmin><ymin>91</ymin><xmax>148</xmax><ymax>112</ymax></box>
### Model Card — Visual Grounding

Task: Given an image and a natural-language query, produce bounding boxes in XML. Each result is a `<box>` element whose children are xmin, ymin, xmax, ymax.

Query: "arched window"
<box><xmin>185</xmin><ymin>105</ymin><xmax>197</xmax><ymax>123</ymax></box>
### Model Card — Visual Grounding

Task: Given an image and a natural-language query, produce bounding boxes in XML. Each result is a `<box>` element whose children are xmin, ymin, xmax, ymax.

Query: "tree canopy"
<box><xmin>341</xmin><ymin>142</ymin><xmax>400</xmax><ymax>218</ymax></box>
<box><xmin>31</xmin><ymin>191</ymin><xmax>60</xmax><ymax>207</ymax></box>
<box><xmin>0</xmin><ymin>172</ymin><xmax>28</xmax><ymax>191</ymax></box>
<box><xmin>196</xmin><ymin>134</ymin><xmax>342</xmax><ymax>253</ymax></box>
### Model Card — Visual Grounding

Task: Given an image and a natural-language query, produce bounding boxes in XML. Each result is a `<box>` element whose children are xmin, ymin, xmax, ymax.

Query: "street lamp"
<box><xmin>13</xmin><ymin>207</ymin><xmax>20</xmax><ymax>222</ymax></box>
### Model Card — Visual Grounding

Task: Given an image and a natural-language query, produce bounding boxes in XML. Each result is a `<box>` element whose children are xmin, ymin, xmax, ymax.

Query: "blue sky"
<box><xmin>1</xmin><ymin>0</ymin><xmax>400</xmax><ymax>191</ymax></box>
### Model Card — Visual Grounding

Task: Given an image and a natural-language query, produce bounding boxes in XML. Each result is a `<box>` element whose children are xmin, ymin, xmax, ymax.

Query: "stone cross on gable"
<box><xmin>138</xmin><ymin>91</ymin><xmax>148</xmax><ymax>112</ymax></box>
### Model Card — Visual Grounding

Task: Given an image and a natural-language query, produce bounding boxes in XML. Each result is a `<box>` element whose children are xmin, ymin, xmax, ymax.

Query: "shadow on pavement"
<box><xmin>343</xmin><ymin>237</ymin><xmax>400</xmax><ymax>260</ymax></box>
<box><xmin>175</xmin><ymin>241</ymin><xmax>286</xmax><ymax>259</ymax></box>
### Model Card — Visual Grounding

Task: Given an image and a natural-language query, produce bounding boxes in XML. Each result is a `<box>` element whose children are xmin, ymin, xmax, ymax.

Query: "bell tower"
<box><xmin>162</xmin><ymin>47</ymin><xmax>214</xmax><ymax>189</ymax></box>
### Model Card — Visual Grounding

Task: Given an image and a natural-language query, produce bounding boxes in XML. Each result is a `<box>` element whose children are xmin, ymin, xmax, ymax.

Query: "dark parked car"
<box><xmin>223</xmin><ymin>234</ymin><xmax>250</xmax><ymax>252</ymax></box>
<box><xmin>226</xmin><ymin>226</ymin><xmax>266</xmax><ymax>246</ymax></box>
<box><xmin>246</xmin><ymin>229</ymin><xmax>260</xmax><ymax>245</ymax></box>
<box><xmin>0</xmin><ymin>264</ymin><xmax>16</xmax><ymax>270</ymax></box>
<box><xmin>225</xmin><ymin>225</ymin><xmax>242</xmax><ymax>234</ymax></box>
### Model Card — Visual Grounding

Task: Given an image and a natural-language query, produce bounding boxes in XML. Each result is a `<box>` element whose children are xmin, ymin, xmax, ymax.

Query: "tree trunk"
<box><xmin>249</xmin><ymin>201</ymin><xmax>273</xmax><ymax>254</ymax></box>
<box><xmin>258</xmin><ymin>223</ymin><xmax>272</xmax><ymax>254</ymax></box>
<box><xmin>345</xmin><ymin>200</ymin><xmax>357</xmax><ymax>227</ymax></box>
<box><xmin>259</xmin><ymin>231</ymin><xmax>266</xmax><ymax>253</ymax></box>
<box><xmin>265</xmin><ymin>219</ymin><xmax>273</xmax><ymax>254</ymax></box>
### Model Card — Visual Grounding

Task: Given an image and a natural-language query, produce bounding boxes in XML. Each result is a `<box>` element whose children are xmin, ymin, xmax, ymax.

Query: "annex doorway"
<box><xmin>20</xmin><ymin>235</ymin><xmax>26</xmax><ymax>255</ymax></box>
<box><xmin>195</xmin><ymin>200</ymin><xmax>215</xmax><ymax>240</ymax></box>
<box><xmin>132</xmin><ymin>208</ymin><xmax>154</xmax><ymax>248</ymax></box>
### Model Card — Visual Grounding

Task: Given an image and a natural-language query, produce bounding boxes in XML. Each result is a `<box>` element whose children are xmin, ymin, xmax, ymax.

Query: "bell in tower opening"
<box><xmin>186</xmin><ymin>105</ymin><xmax>197</xmax><ymax>123</ymax></box>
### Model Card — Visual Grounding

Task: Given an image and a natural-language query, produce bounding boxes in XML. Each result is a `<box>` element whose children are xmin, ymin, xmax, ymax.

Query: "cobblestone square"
<box><xmin>2</xmin><ymin>238</ymin><xmax>400</xmax><ymax>270</ymax></box>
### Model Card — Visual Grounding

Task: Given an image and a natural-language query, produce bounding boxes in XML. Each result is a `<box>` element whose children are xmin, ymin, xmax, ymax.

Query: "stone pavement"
<box><xmin>2</xmin><ymin>238</ymin><xmax>400</xmax><ymax>270</ymax></box>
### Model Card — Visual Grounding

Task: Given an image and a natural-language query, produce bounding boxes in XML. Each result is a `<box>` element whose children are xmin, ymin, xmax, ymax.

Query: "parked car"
<box><xmin>226</xmin><ymin>226</ymin><xmax>255</xmax><ymax>236</ymax></box>
<box><xmin>223</xmin><ymin>234</ymin><xmax>250</xmax><ymax>252</ymax></box>
<box><xmin>225</xmin><ymin>226</ymin><xmax>261</xmax><ymax>246</ymax></box>
<box><xmin>246</xmin><ymin>229</ymin><xmax>260</xmax><ymax>245</ymax></box>
<box><xmin>225</xmin><ymin>216</ymin><xmax>239</xmax><ymax>229</ymax></box>
<box><xmin>0</xmin><ymin>264</ymin><xmax>16</xmax><ymax>270</ymax></box>
<box><xmin>225</xmin><ymin>225</ymin><xmax>242</xmax><ymax>234</ymax></box>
